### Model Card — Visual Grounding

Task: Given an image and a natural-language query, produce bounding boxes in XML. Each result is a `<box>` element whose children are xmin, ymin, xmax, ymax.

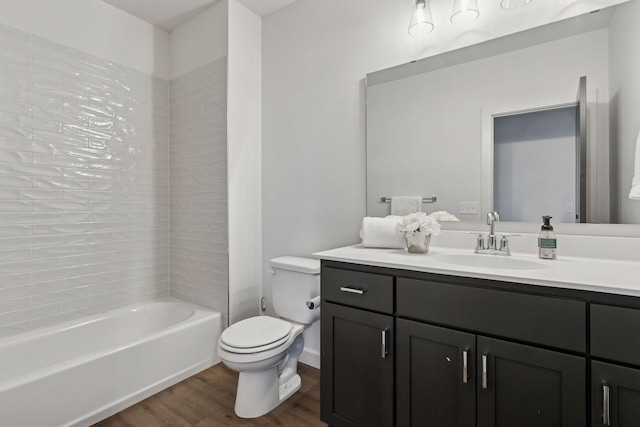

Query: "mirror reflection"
<box><xmin>366</xmin><ymin>0</ymin><xmax>640</xmax><ymax>225</ymax></box>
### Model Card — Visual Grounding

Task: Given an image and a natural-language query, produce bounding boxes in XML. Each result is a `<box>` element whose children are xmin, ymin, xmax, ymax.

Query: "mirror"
<box><xmin>366</xmin><ymin>0</ymin><xmax>640</xmax><ymax>226</ymax></box>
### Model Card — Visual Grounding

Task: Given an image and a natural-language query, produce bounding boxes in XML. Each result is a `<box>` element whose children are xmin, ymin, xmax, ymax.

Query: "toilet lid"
<box><xmin>220</xmin><ymin>316</ymin><xmax>292</xmax><ymax>350</ymax></box>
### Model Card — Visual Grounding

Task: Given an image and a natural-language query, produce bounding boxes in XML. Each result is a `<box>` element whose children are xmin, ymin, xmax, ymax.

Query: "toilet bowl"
<box><xmin>218</xmin><ymin>316</ymin><xmax>306</xmax><ymax>418</ymax></box>
<box><xmin>217</xmin><ymin>256</ymin><xmax>320</xmax><ymax>418</ymax></box>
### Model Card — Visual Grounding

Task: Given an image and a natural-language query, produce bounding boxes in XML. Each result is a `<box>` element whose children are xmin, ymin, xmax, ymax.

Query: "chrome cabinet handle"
<box><xmin>482</xmin><ymin>354</ymin><xmax>488</xmax><ymax>389</ymax></box>
<box><xmin>340</xmin><ymin>286</ymin><xmax>366</xmax><ymax>295</ymax></box>
<box><xmin>381</xmin><ymin>329</ymin><xmax>388</xmax><ymax>359</ymax></box>
<box><xmin>462</xmin><ymin>350</ymin><xmax>468</xmax><ymax>384</ymax></box>
<box><xmin>603</xmin><ymin>383</ymin><xmax>610</xmax><ymax>425</ymax></box>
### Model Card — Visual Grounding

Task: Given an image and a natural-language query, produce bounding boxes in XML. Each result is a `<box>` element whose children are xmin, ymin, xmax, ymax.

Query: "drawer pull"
<box><xmin>340</xmin><ymin>286</ymin><xmax>366</xmax><ymax>295</ymax></box>
<box><xmin>462</xmin><ymin>350</ymin><xmax>468</xmax><ymax>384</ymax></box>
<box><xmin>603</xmin><ymin>383</ymin><xmax>610</xmax><ymax>425</ymax></box>
<box><xmin>482</xmin><ymin>354</ymin><xmax>488</xmax><ymax>389</ymax></box>
<box><xmin>381</xmin><ymin>329</ymin><xmax>388</xmax><ymax>358</ymax></box>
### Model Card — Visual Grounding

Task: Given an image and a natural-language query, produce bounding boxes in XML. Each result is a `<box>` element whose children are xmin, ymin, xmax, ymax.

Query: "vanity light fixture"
<box><xmin>500</xmin><ymin>0</ymin><xmax>533</xmax><ymax>10</ymax></box>
<box><xmin>451</xmin><ymin>0</ymin><xmax>480</xmax><ymax>24</ymax></box>
<box><xmin>409</xmin><ymin>0</ymin><xmax>534</xmax><ymax>36</ymax></box>
<box><xmin>408</xmin><ymin>0</ymin><xmax>434</xmax><ymax>36</ymax></box>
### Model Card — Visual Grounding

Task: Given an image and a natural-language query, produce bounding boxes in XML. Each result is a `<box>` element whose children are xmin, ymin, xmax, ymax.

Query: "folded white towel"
<box><xmin>630</xmin><ymin>131</ymin><xmax>640</xmax><ymax>200</ymax></box>
<box><xmin>361</xmin><ymin>217</ymin><xmax>405</xmax><ymax>248</ymax></box>
<box><xmin>390</xmin><ymin>196</ymin><xmax>423</xmax><ymax>216</ymax></box>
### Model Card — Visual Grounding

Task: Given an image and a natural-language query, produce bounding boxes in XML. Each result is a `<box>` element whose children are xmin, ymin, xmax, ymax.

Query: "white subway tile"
<box><xmin>31</xmin><ymin>265</ymin><xmax>91</xmax><ymax>283</ymax></box>
<box><xmin>0</xmin><ymin>258</ymin><xmax>61</xmax><ymax>275</ymax></box>
<box><xmin>32</xmin><ymin>222</ymin><xmax>88</xmax><ymax>235</ymax></box>
<box><xmin>0</xmin><ymin>248</ymin><xmax>30</xmax><ymax>263</ymax></box>
<box><xmin>0</xmin><ymin>225</ymin><xmax>31</xmax><ymax>237</ymax></box>
<box><xmin>0</xmin><ymin>272</ymin><xmax>32</xmax><ymax>289</ymax></box>
<box><xmin>0</xmin><ymin>25</ymin><xmax>228</xmax><ymax>331</ymax></box>
<box><xmin>32</xmin><ymin>244</ymin><xmax>88</xmax><ymax>259</ymax></box>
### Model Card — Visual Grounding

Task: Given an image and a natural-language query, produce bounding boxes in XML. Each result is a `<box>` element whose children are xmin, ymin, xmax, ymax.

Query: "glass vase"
<box><xmin>405</xmin><ymin>234</ymin><xmax>431</xmax><ymax>254</ymax></box>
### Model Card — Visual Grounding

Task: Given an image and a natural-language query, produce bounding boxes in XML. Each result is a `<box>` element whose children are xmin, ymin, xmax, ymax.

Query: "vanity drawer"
<box><xmin>397</xmin><ymin>277</ymin><xmax>586</xmax><ymax>353</ymax></box>
<box><xmin>591</xmin><ymin>304</ymin><xmax>640</xmax><ymax>366</ymax></box>
<box><xmin>322</xmin><ymin>267</ymin><xmax>393</xmax><ymax>314</ymax></box>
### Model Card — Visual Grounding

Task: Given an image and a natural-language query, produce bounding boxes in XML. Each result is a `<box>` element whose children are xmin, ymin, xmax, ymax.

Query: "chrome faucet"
<box><xmin>471</xmin><ymin>211</ymin><xmax>518</xmax><ymax>256</ymax></box>
<box><xmin>486</xmin><ymin>211</ymin><xmax>499</xmax><ymax>251</ymax></box>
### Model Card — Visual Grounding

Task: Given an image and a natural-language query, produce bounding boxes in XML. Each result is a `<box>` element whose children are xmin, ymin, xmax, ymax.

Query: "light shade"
<box><xmin>408</xmin><ymin>0</ymin><xmax>434</xmax><ymax>36</ymax></box>
<box><xmin>500</xmin><ymin>0</ymin><xmax>533</xmax><ymax>10</ymax></box>
<box><xmin>451</xmin><ymin>0</ymin><xmax>479</xmax><ymax>24</ymax></box>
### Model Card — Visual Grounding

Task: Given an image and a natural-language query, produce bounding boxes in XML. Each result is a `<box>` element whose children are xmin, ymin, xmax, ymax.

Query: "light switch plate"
<box><xmin>459</xmin><ymin>201</ymin><xmax>478</xmax><ymax>214</ymax></box>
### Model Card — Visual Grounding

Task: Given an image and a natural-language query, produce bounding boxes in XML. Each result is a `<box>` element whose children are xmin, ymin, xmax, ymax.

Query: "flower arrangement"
<box><xmin>428</xmin><ymin>210</ymin><xmax>460</xmax><ymax>222</ymax></box>
<box><xmin>396</xmin><ymin>211</ymin><xmax>441</xmax><ymax>238</ymax></box>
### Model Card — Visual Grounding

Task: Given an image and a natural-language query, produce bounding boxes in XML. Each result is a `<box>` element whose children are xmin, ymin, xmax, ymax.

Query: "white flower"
<box><xmin>396</xmin><ymin>212</ymin><xmax>441</xmax><ymax>238</ymax></box>
<box><xmin>428</xmin><ymin>210</ymin><xmax>460</xmax><ymax>222</ymax></box>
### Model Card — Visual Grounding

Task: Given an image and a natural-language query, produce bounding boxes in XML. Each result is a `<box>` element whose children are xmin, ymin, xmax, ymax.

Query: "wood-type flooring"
<box><xmin>94</xmin><ymin>362</ymin><xmax>327</xmax><ymax>427</ymax></box>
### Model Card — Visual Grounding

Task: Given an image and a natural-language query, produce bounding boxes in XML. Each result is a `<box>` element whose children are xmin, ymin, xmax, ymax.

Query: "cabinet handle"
<box><xmin>603</xmin><ymin>383</ymin><xmax>610</xmax><ymax>425</ymax></box>
<box><xmin>462</xmin><ymin>350</ymin><xmax>468</xmax><ymax>384</ymax></box>
<box><xmin>381</xmin><ymin>329</ymin><xmax>388</xmax><ymax>358</ymax></box>
<box><xmin>340</xmin><ymin>286</ymin><xmax>366</xmax><ymax>295</ymax></box>
<box><xmin>482</xmin><ymin>354</ymin><xmax>488</xmax><ymax>389</ymax></box>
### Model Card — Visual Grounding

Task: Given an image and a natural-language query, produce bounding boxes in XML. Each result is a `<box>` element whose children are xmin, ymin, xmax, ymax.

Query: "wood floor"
<box><xmin>94</xmin><ymin>363</ymin><xmax>327</xmax><ymax>427</ymax></box>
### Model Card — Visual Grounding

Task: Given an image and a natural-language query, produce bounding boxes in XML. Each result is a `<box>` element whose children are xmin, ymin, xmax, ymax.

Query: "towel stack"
<box><xmin>361</xmin><ymin>216</ymin><xmax>405</xmax><ymax>248</ymax></box>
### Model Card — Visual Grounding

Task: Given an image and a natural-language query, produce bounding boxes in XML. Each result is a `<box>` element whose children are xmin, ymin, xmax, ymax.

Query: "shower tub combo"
<box><xmin>0</xmin><ymin>298</ymin><xmax>222</xmax><ymax>427</ymax></box>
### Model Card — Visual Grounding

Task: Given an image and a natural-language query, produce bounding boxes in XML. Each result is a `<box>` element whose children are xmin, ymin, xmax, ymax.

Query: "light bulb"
<box><xmin>409</xmin><ymin>0</ymin><xmax>434</xmax><ymax>36</ymax></box>
<box><xmin>451</xmin><ymin>0</ymin><xmax>480</xmax><ymax>24</ymax></box>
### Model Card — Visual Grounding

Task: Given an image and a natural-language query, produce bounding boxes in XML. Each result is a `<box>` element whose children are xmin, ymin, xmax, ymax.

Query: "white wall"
<box><xmin>169</xmin><ymin>2</ymin><xmax>230</xmax><ymax>325</ymax></box>
<box><xmin>169</xmin><ymin>0</ymin><xmax>263</xmax><ymax>326</ymax></box>
<box><xmin>227</xmin><ymin>0</ymin><xmax>262</xmax><ymax>323</ymax></box>
<box><xmin>609</xmin><ymin>0</ymin><xmax>640</xmax><ymax>223</ymax></box>
<box><xmin>170</xmin><ymin>1</ymin><xmax>229</xmax><ymax>79</ymax></box>
<box><xmin>0</xmin><ymin>0</ymin><xmax>170</xmax><ymax>79</ymax></box>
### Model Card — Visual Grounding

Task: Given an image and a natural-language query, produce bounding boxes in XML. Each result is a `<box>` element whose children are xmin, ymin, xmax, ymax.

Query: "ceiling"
<box><xmin>100</xmin><ymin>0</ymin><xmax>298</xmax><ymax>32</ymax></box>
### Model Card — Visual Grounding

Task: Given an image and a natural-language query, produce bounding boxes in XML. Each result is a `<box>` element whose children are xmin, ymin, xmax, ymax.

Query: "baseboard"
<box><xmin>299</xmin><ymin>347</ymin><xmax>320</xmax><ymax>369</ymax></box>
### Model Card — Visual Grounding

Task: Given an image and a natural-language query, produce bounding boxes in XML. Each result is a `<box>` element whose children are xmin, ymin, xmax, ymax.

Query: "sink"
<box><xmin>434</xmin><ymin>253</ymin><xmax>546</xmax><ymax>270</ymax></box>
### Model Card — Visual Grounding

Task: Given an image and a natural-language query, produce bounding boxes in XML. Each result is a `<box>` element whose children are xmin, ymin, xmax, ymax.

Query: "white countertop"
<box><xmin>315</xmin><ymin>243</ymin><xmax>640</xmax><ymax>298</ymax></box>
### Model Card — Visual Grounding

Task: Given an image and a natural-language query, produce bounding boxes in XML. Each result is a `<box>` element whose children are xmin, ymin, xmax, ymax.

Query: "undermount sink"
<box><xmin>434</xmin><ymin>253</ymin><xmax>547</xmax><ymax>270</ymax></box>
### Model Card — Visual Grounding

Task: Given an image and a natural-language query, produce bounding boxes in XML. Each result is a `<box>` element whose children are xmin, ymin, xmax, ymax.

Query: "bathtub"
<box><xmin>0</xmin><ymin>298</ymin><xmax>222</xmax><ymax>427</ymax></box>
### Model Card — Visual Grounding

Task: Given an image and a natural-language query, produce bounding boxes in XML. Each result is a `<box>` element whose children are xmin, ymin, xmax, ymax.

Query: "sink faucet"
<box><xmin>486</xmin><ymin>211</ymin><xmax>499</xmax><ymax>251</ymax></box>
<box><xmin>470</xmin><ymin>211</ymin><xmax>518</xmax><ymax>256</ymax></box>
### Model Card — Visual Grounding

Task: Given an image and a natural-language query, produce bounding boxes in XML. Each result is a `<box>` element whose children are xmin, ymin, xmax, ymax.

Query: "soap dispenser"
<box><xmin>538</xmin><ymin>215</ymin><xmax>557</xmax><ymax>260</ymax></box>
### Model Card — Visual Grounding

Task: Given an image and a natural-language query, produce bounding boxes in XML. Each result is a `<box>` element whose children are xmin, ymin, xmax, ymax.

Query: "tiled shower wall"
<box><xmin>0</xmin><ymin>23</ymin><xmax>171</xmax><ymax>334</ymax></box>
<box><xmin>170</xmin><ymin>59</ymin><xmax>229</xmax><ymax>326</ymax></box>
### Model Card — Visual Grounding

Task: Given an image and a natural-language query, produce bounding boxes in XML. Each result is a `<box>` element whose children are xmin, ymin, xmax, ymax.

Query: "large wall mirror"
<box><xmin>366</xmin><ymin>0</ymin><xmax>640</xmax><ymax>229</ymax></box>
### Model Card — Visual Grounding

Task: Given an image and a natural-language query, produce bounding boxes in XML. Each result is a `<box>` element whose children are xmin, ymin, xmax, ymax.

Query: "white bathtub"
<box><xmin>0</xmin><ymin>298</ymin><xmax>222</xmax><ymax>427</ymax></box>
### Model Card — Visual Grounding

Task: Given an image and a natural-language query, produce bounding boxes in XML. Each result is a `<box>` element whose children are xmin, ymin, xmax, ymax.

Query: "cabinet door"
<box><xmin>592</xmin><ymin>361</ymin><xmax>640</xmax><ymax>426</ymax></box>
<box><xmin>320</xmin><ymin>302</ymin><xmax>394</xmax><ymax>427</ymax></box>
<box><xmin>477</xmin><ymin>336</ymin><xmax>585</xmax><ymax>427</ymax></box>
<box><xmin>396</xmin><ymin>319</ymin><xmax>475</xmax><ymax>427</ymax></box>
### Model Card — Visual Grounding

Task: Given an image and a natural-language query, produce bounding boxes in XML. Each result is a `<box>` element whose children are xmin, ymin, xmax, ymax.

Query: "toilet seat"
<box><xmin>220</xmin><ymin>316</ymin><xmax>293</xmax><ymax>354</ymax></box>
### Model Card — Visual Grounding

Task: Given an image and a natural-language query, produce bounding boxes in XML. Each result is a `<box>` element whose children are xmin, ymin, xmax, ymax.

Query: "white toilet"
<box><xmin>217</xmin><ymin>256</ymin><xmax>321</xmax><ymax>418</ymax></box>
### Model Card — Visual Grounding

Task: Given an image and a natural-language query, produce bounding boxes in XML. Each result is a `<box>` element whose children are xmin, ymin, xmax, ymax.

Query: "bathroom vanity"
<box><xmin>316</xmin><ymin>239</ymin><xmax>640</xmax><ymax>427</ymax></box>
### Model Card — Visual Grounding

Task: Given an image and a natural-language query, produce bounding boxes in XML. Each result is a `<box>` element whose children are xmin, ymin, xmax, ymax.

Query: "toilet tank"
<box><xmin>270</xmin><ymin>256</ymin><xmax>321</xmax><ymax>324</ymax></box>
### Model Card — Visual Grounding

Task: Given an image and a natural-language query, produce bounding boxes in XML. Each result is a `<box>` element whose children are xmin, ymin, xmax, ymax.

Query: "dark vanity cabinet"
<box><xmin>590</xmin><ymin>305</ymin><xmax>640</xmax><ymax>426</ymax></box>
<box><xmin>320</xmin><ymin>268</ymin><xmax>395</xmax><ymax>426</ymax></box>
<box><xmin>397</xmin><ymin>277</ymin><xmax>586</xmax><ymax>427</ymax></box>
<box><xmin>318</xmin><ymin>260</ymin><xmax>632</xmax><ymax>427</ymax></box>
<box><xmin>396</xmin><ymin>319</ymin><xmax>476</xmax><ymax>427</ymax></box>
<box><xmin>475</xmin><ymin>337</ymin><xmax>585</xmax><ymax>427</ymax></box>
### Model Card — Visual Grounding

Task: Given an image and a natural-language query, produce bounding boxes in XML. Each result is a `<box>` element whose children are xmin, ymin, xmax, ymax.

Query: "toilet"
<box><xmin>217</xmin><ymin>256</ymin><xmax>321</xmax><ymax>418</ymax></box>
